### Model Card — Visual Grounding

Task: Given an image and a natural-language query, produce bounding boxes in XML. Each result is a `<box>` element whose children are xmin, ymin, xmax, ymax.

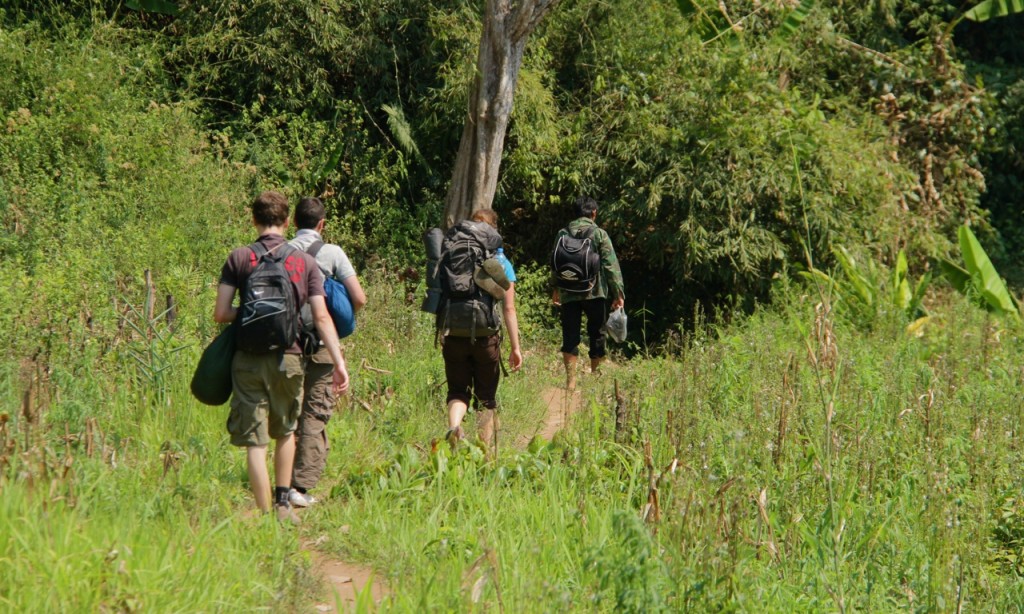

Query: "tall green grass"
<box><xmin>5</xmin><ymin>268</ymin><xmax>1024</xmax><ymax>611</ymax></box>
<box><xmin>291</xmin><ymin>286</ymin><xmax>1024</xmax><ymax>612</ymax></box>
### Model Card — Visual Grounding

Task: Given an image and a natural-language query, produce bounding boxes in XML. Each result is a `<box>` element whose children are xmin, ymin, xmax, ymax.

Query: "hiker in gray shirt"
<box><xmin>287</xmin><ymin>197</ymin><xmax>366</xmax><ymax>507</ymax></box>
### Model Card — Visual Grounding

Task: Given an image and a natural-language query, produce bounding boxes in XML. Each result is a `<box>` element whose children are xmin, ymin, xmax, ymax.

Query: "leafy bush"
<box><xmin>508</xmin><ymin>261</ymin><xmax>560</xmax><ymax>346</ymax></box>
<box><xmin>0</xmin><ymin>23</ymin><xmax>254</xmax><ymax>367</ymax></box>
<box><xmin>5</xmin><ymin>0</ymin><xmax>1023</xmax><ymax>348</ymax></box>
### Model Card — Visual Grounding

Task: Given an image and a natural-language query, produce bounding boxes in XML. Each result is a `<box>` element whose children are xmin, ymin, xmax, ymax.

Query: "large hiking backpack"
<box><xmin>436</xmin><ymin>220</ymin><xmax>503</xmax><ymax>339</ymax></box>
<box><xmin>236</xmin><ymin>242</ymin><xmax>300</xmax><ymax>353</ymax></box>
<box><xmin>297</xmin><ymin>240</ymin><xmax>357</xmax><ymax>353</ymax></box>
<box><xmin>551</xmin><ymin>225</ymin><xmax>600</xmax><ymax>293</ymax></box>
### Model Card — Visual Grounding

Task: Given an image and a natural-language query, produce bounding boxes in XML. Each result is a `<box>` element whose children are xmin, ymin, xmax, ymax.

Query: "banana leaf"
<box><xmin>939</xmin><ymin>258</ymin><xmax>972</xmax><ymax>295</ymax></box>
<box><xmin>893</xmin><ymin>249</ymin><xmax>912</xmax><ymax>311</ymax></box>
<box><xmin>964</xmin><ymin>0</ymin><xmax>1024</xmax><ymax>22</ymax></box>
<box><xmin>833</xmin><ymin>246</ymin><xmax>875</xmax><ymax>307</ymax></box>
<box><xmin>958</xmin><ymin>225</ymin><xmax>1019</xmax><ymax>317</ymax></box>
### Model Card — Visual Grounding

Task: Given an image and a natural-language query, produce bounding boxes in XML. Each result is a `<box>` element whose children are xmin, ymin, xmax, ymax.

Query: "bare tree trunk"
<box><xmin>442</xmin><ymin>0</ymin><xmax>559</xmax><ymax>228</ymax></box>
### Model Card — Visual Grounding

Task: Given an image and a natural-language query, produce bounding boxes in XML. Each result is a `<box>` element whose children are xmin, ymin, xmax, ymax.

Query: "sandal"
<box><xmin>445</xmin><ymin>426</ymin><xmax>465</xmax><ymax>450</ymax></box>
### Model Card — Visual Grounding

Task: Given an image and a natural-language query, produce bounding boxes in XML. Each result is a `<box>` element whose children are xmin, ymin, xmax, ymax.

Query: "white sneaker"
<box><xmin>288</xmin><ymin>488</ymin><xmax>318</xmax><ymax>508</ymax></box>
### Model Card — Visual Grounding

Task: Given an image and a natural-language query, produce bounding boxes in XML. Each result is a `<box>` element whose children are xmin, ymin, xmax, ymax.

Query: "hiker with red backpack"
<box><xmin>428</xmin><ymin>209</ymin><xmax>522</xmax><ymax>451</ymax></box>
<box><xmin>287</xmin><ymin>196</ymin><xmax>366</xmax><ymax>508</ymax></box>
<box><xmin>551</xmin><ymin>196</ymin><xmax>625</xmax><ymax>390</ymax></box>
<box><xmin>213</xmin><ymin>191</ymin><xmax>349</xmax><ymax>523</ymax></box>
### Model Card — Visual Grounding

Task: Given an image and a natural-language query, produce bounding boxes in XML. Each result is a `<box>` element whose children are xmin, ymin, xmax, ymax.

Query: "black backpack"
<box><xmin>436</xmin><ymin>220</ymin><xmax>503</xmax><ymax>340</ymax></box>
<box><xmin>551</xmin><ymin>225</ymin><xmax>600</xmax><ymax>293</ymax></box>
<box><xmin>236</xmin><ymin>242</ymin><xmax>300</xmax><ymax>353</ymax></box>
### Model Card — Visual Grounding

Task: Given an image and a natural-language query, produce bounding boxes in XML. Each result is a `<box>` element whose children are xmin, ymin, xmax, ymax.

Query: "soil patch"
<box><xmin>302</xmin><ymin>386</ymin><xmax>577</xmax><ymax>610</ymax></box>
<box><xmin>517</xmin><ymin>387</ymin><xmax>581</xmax><ymax>447</ymax></box>
<box><xmin>304</xmin><ymin>538</ymin><xmax>389</xmax><ymax>613</ymax></box>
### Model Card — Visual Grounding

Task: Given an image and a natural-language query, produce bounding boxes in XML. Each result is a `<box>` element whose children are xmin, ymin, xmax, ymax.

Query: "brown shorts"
<box><xmin>441</xmin><ymin>334</ymin><xmax>501</xmax><ymax>410</ymax></box>
<box><xmin>227</xmin><ymin>351</ymin><xmax>304</xmax><ymax>447</ymax></box>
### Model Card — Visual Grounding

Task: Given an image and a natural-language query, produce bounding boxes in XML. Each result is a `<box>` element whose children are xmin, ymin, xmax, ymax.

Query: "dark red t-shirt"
<box><xmin>219</xmin><ymin>233</ymin><xmax>324</xmax><ymax>354</ymax></box>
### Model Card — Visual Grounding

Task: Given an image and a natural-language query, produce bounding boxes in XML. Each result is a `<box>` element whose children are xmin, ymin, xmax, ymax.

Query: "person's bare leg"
<box><xmin>274</xmin><ymin>433</ymin><xmax>296</xmax><ymax>494</ymax></box>
<box><xmin>246</xmin><ymin>445</ymin><xmax>271</xmax><ymax>512</ymax></box>
<box><xmin>562</xmin><ymin>353</ymin><xmax>578</xmax><ymax>391</ymax></box>
<box><xmin>448</xmin><ymin>399</ymin><xmax>468</xmax><ymax>430</ymax></box>
<box><xmin>447</xmin><ymin>399</ymin><xmax>468</xmax><ymax>447</ymax></box>
<box><xmin>590</xmin><ymin>356</ymin><xmax>605</xmax><ymax>373</ymax></box>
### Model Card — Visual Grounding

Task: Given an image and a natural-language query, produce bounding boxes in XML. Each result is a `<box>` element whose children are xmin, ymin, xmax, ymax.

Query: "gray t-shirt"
<box><xmin>290</xmin><ymin>228</ymin><xmax>357</xmax><ymax>282</ymax></box>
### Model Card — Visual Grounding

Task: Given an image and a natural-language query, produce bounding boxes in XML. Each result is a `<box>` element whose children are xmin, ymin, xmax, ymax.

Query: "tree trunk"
<box><xmin>442</xmin><ymin>0</ymin><xmax>558</xmax><ymax>229</ymax></box>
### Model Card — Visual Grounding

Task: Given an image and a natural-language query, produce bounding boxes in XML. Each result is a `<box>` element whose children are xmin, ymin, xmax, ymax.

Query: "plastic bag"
<box><xmin>603</xmin><ymin>307</ymin><xmax>627</xmax><ymax>343</ymax></box>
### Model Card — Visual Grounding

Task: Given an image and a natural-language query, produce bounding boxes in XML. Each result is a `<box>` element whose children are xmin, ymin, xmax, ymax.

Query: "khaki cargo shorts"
<box><xmin>227</xmin><ymin>351</ymin><xmax>304</xmax><ymax>447</ymax></box>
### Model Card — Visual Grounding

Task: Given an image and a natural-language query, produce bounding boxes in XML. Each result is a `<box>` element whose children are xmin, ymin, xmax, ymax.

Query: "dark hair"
<box><xmin>471</xmin><ymin>208</ymin><xmax>499</xmax><ymax>228</ymax></box>
<box><xmin>575</xmin><ymin>196</ymin><xmax>598</xmax><ymax>218</ymax></box>
<box><xmin>252</xmin><ymin>191</ymin><xmax>290</xmax><ymax>227</ymax></box>
<box><xmin>294</xmin><ymin>196</ymin><xmax>326</xmax><ymax>230</ymax></box>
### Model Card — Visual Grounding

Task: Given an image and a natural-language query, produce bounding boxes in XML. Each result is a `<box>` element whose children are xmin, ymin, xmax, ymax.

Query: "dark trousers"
<box><xmin>442</xmin><ymin>334</ymin><xmax>501</xmax><ymax>410</ymax></box>
<box><xmin>560</xmin><ymin>298</ymin><xmax>609</xmax><ymax>359</ymax></box>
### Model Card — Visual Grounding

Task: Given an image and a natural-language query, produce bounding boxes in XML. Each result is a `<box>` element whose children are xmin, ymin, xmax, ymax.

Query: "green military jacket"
<box><xmin>555</xmin><ymin>217</ymin><xmax>625</xmax><ymax>303</ymax></box>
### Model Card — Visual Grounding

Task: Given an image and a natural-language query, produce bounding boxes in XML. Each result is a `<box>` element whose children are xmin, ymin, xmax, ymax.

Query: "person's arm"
<box><xmin>598</xmin><ymin>230</ymin><xmax>625</xmax><ymax>310</ymax></box>
<box><xmin>503</xmin><ymin>283</ymin><xmax>523</xmax><ymax>371</ymax></box>
<box><xmin>551</xmin><ymin>287</ymin><xmax>561</xmax><ymax>306</ymax></box>
<box><xmin>332</xmin><ymin>246</ymin><xmax>366</xmax><ymax>311</ymax></box>
<box><xmin>213</xmin><ymin>284</ymin><xmax>237</xmax><ymax>323</ymax></box>
<box><xmin>309</xmin><ymin>295</ymin><xmax>350</xmax><ymax>393</ymax></box>
<box><xmin>341</xmin><ymin>276</ymin><xmax>367</xmax><ymax>312</ymax></box>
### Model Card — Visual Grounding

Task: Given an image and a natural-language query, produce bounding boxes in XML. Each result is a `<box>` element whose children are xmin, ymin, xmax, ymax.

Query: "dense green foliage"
<box><xmin>0</xmin><ymin>21</ymin><xmax>253</xmax><ymax>371</ymax></box>
<box><xmin>6</xmin><ymin>0</ymin><xmax>1022</xmax><ymax>339</ymax></box>
<box><xmin>2</xmin><ymin>3</ymin><xmax>1024</xmax><ymax>609</ymax></box>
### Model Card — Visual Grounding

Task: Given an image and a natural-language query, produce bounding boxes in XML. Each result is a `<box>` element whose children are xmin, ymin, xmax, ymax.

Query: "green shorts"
<box><xmin>227</xmin><ymin>351</ymin><xmax>304</xmax><ymax>447</ymax></box>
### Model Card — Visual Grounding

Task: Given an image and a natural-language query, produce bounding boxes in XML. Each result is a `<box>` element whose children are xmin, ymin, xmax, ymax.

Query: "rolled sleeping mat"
<box><xmin>421</xmin><ymin>288</ymin><xmax>442</xmax><ymax>314</ymax></box>
<box><xmin>423</xmin><ymin>228</ymin><xmax>443</xmax><ymax>262</ymax></box>
<box><xmin>423</xmin><ymin>228</ymin><xmax>444</xmax><ymax>288</ymax></box>
<box><xmin>422</xmin><ymin>228</ymin><xmax>445</xmax><ymax>313</ymax></box>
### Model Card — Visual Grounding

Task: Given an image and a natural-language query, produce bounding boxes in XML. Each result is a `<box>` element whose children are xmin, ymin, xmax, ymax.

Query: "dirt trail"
<box><xmin>303</xmin><ymin>385</ymin><xmax>576</xmax><ymax>611</ymax></box>
<box><xmin>517</xmin><ymin>386</ymin><xmax>581</xmax><ymax>447</ymax></box>
<box><xmin>304</xmin><ymin>536</ymin><xmax>389</xmax><ymax>613</ymax></box>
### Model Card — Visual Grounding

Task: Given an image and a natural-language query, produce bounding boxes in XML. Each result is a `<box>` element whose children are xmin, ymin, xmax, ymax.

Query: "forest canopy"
<box><xmin>2</xmin><ymin>0</ymin><xmax>1022</xmax><ymax>340</ymax></box>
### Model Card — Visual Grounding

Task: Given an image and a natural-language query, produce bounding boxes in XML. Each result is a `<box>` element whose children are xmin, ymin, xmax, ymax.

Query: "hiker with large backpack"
<box><xmin>430</xmin><ymin>208</ymin><xmax>522</xmax><ymax>450</ymax></box>
<box><xmin>287</xmin><ymin>196</ymin><xmax>366</xmax><ymax>508</ymax></box>
<box><xmin>551</xmin><ymin>196</ymin><xmax>625</xmax><ymax>390</ymax></box>
<box><xmin>213</xmin><ymin>191</ymin><xmax>350</xmax><ymax>523</ymax></box>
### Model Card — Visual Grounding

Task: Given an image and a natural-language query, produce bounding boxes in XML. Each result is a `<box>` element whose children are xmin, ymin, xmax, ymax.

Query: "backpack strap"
<box><xmin>250</xmin><ymin>241</ymin><xmax>270</xmax><ymax>262</ymax></box>
<box><xmin>250</xmin><ymin>240</ymin><xmax>293</xmax><ymax>264</ymax></box>
<box><xmin>305</xmin><ymin>240</ymin><xmax>325</xmax><ymax>258</ymax></box>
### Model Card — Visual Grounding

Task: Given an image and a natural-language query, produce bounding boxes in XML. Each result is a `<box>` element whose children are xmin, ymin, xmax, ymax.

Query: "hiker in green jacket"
<box><xmin>552</xmin><ymin>196</ymin><xmax>624</xmax><ymax>390</ymax></box>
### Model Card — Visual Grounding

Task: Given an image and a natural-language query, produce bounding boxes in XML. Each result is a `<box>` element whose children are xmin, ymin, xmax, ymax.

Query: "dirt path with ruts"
<box><xmin>305</xmin><ymin>384</ymin><xmax>578</xmax><ymax>611</ymax></box>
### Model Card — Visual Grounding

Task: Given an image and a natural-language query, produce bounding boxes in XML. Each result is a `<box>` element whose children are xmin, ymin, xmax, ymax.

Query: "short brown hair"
<box><xmin>471</xmin><ymin>208</ymin><xmax>499</xmax><ymax>228</ymax></box>
<box><xmin>252</xmin><ymin>191</ymin><xmax>289</xmax><ymax>227</ymax></box>
<box><xmin>294</xmin><ymin>196</ymin><xmax>326</xmax><ymax>230</ymax></box>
